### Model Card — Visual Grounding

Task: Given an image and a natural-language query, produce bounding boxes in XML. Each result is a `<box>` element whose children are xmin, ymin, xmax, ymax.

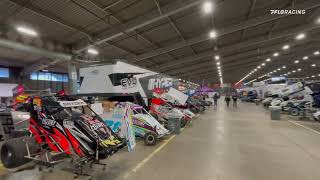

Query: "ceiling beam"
<box><xmin>240</xmin><ymin>0</ymin><xmax>257</xmax><ymax>40</ymax></box>
<box><xmin>178</xmin><ymin>45</ymin><xmax>319</xmax><ymax>80</ymax></box>
<box><xmin>164</xmin><ymin>39</ymin><xmax>319</xmax><ymax>74</ymax></box>
<box><xmin>130</xmin><ymin>0</ymin><xmax>320</xmax><ymax>63</ymax></box>
<box><xmin>6</xmin><ymin>0</ymin><xmax>93</xmax><ymax>42</ymax></box>
<box><xmin>0</xmin><ymin>38</ymin><xmax>72</xmax><ymax>61</ymax></box>
<box><xmin>156</xmin><ymin>22</ymin><xmax>320</xmax><ymax>70</ymax></box>
<box><xmin>75</xmin><ymin>0</ymin><xmax>202</xmax><ymax>53</ymax></box>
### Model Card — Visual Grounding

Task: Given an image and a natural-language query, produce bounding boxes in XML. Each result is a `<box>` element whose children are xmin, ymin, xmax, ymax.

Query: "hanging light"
<box><xmin>16</xmin><ymin>26</ymin><xmax>38</xmax><ymax>36</ymax></box>
<box><xmin>203</xmin><ymin>1</ymin><xmax>213</xmax><ymax>14</ymax></box>
<box><xmin>88</xmin><ymin>48</ymin><xmax>99</xmax><ymax>55</ymax></box>
<box><xmin>282</xmin><ymin>44</ymin><xmax>290</xmax><ymax>50</ymax></box>
<box><xmin>296</xmin><ymin>33</ymin><xmax>306</xmax><ymax>40</ymax></box>
<box><xmin>209</xmin><ymin>30</ymin><xmax>217</xmax><ymax>39</ymax></box>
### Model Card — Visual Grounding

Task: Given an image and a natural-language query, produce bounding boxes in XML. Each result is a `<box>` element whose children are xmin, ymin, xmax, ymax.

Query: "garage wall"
<box><xmin>0</xmin><ymin>66</ymin><xmax>68</xmax><ymax>93</ymax></box>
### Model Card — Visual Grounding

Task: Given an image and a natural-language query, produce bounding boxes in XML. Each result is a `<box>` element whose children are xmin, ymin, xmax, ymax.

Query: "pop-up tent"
<box><xmin>197</xmin><ymin>86</ymin><xmax>214</xmax><ymax>92</ymax></box>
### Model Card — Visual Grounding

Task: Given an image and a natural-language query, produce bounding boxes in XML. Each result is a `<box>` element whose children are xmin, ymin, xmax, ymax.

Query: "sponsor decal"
<box><xmin>63</xmin><ymin>120</ymin><xmax>74</xmax><ymax>129</ymax></box>
<box><xmin>121</xmin><ymin>77</ymin><xmax>137</xmax><ymax>89</ymax></box>
<box><xmin>90</xmin><ymin>122</ymin><xmax>104</xmax><ymax>130</ymax></box>
<box><xmin>59</xmin><ymin>100</ymin><xmax>87</xmax><ymax>107</ymax></box>
<box><xmin>42</xmin><ymin>118</ymin><xmax>56</xmax><ymax>127</ymax></box>
<box><xmin>148</xmin><ymin>78</ymin><xmax>173</xmax><ymax>90</ymax></box>
<box><xmin>270</xmin><ymin>9</ymin><xmax>305</xmax><ymax>15</ymax></box>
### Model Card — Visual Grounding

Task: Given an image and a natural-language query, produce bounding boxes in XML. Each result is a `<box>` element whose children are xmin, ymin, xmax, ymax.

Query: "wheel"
<box><xmin>290</xmin><ymin>108</ymin><xmax>299</xmax><ymax>116</ymax></box>
<box><xmin>180</xmin><ymin>118</ymin><xmax>187</xmax><ymax>128</ymax></box>
<box><xmin>1</xmin><ymin>137</ymin><xmax>38</xmax><ymax>168</ymax></box>
<box><xmin>144</xmin><ymin>132</ymin><xmax>158</xmax><ymax>146</ymax></box>
<box><xmin>190</xmin><ymin>108</ymin><xmax>198</xmax><ymax>114</ymax></box>
<box><xmin>199</xmin><ymin>106</ymin><xmax>205</xmax><ymax>112</ymax></box>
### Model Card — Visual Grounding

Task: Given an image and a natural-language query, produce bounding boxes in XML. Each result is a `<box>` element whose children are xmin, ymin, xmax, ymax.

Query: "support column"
<box><xmin>68</xmin><ymin>62</ymin><xmax>78</xmax><ymax>94</ymax></box>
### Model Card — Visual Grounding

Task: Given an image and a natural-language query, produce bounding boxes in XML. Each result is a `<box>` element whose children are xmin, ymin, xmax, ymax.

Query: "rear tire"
<box><xmin>1</xmin><ymin>137</ymin><xmax>38</xmax><ymax>168</ymax></box>
<box><xmin>144</xmin><ymin>132</ymin><xmax>158</xmax><ymax>146</ymax></box>
<box><xmin>180</xmin><ymin>118</ymin><xmax>187</xmax><ymax>128</ymax></box>
<box><xmin>290</xmin><ymin>108</ymin><xmax>299</xmax><ymax>116</ymax></box>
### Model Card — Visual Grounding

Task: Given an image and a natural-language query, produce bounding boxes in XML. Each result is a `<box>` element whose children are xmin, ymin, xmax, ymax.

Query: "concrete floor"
<box><xmin>1</xmin><ymin>101</ymin><xmax>320</xmax><ymax>180</ymax></box>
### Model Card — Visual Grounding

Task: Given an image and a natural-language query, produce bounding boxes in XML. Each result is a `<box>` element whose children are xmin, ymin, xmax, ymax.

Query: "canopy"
<box><xmin>197</xmin><ymin>86</ymin><xmax>214</xmax><ymax>92</ymax></box>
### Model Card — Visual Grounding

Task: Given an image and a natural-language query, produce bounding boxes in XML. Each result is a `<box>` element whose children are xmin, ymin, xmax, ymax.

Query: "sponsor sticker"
<box><xmin>59</xmin><ymin>100</ymin><xmax>87</xmax><ymax>107</ymax></box>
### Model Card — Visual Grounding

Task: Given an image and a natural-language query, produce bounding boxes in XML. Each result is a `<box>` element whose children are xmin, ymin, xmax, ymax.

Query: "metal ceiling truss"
<box><xmin>165</xmin><ymin>40</ymin><xmax>319</xmax><ymax>75</ymax></box>
<box><xmin>130</xmin><ymin>0</ymin><xmax>320</xmax><ymax>63</ymax></box>
<box><xmin>156</xmin><ymin>22</ymin><xmax>320</xmax><ymax>71</ymax></box>
<box><xmin>75</xmin><ymin>0</ymin><xmax>202</xmax><ymax>53</ymax></box>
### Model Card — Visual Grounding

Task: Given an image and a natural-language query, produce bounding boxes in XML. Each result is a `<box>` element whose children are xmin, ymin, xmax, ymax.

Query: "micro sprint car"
<box><xmin>149</xmin><ymin>97</ymin><xmax>186</xmax><ymax>128</ymax></box>
<box><xmin>132</xmin><ymin>104</ymin><xmax>169</xmax><ymax>145</ymax></box>
<box><xmin>1</xmin><ymin>96</ymin><xmax>125</xmax><ymax>174</ymax></box>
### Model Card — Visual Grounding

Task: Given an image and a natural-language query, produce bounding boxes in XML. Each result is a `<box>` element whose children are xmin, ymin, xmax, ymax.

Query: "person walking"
<box><xmin>232</xmin><ymin>93</ymin><xmax>238</xmax><ymax>108</ymax></box>
<box><xmin>213</xmin><ymin>93</ymin><xmax>219</xmax><ymax>107</ymax></box>
<box><xmin>225</xmin><ymin>95</ymin><xmax>231</xmax><ymax>107</ymax></box>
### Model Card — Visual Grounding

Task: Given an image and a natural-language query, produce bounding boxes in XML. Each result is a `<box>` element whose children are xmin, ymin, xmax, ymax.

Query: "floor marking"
<box><xmin>123</xmin><ymin>128</ymin><xmax>185</xmax><ymax>179</ymax></box>
<box><xmin>288</xmin><ymin>120</ymin><xmax>320</xmax><ymax>135</ymax></box>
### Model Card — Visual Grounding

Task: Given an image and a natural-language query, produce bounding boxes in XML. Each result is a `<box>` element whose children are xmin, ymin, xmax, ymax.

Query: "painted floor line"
<box><xmin>123</xmin><ymin>128</ymin><xmax>185</xmax><ymax>179</ymax></box>
<box><xmin>288</xmin><ymin>120</ymin><xmax>320</xmax><ymax>135</ymax></box>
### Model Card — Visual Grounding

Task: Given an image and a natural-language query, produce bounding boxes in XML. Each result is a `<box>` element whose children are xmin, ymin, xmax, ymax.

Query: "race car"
<box><xmin>1</xmin><ymin>96</ymin><xmax>125</xmax><ymax>173</ymax></box>
<box><xmin>132</xmin><ymin>104</ymin><xmax>169</xmax><ymax>145</ymax></box>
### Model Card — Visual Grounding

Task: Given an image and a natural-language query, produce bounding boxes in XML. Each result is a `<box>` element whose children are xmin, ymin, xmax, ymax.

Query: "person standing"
<box><xmin>225</xmin><ymin>95</ymin><xmax>231</xmax><ymax>107</ymax></box>
<box><xmin>213</xmin><ymin>93</ymin><xmax>219</xmax><ymax>107</ymax></box>
<box><xmin>232</xmin><ymin>94</ymin><xmax>238</xmax><ymax>108</ymax></box>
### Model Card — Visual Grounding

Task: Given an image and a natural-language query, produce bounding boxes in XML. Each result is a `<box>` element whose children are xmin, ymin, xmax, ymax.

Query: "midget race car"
<box><xmin>1</xmin><ymin>96</ymin><xmax>125</xmax><ymax>174</ymax></box>
<box><xmin>132</xmin><ymin>104</ymin><xmax>169</xmax><ymax>145</ymax></box>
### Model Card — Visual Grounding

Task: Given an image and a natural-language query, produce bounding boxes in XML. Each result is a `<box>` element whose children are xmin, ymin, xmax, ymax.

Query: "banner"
<box><xmin>123</xmin><ymin>103</ymin><xmax>136</xmax><ymax>151</ymax></box>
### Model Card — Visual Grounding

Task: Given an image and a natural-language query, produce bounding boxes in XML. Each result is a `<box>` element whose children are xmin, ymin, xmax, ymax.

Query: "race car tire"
<box><xmin>290</xmin><ymin>108</ymin><xmax>299</xmax><ymax>116</ymax></box>
<box><xmin>180</xmin><ymin>118</ymin><xmax>187</xmax><ymax>128</ymax></box>
<box><xmin>190</xmin><ymin>108</ymin><xmax>199</xmax><ymax>114</ymax></box>
<box><xmin>1</xmin><ymin>137</ymin><xmax>38</xmax><ymax>168</ymax></box>
<box><xmin>199</xmin><ymin>106</ymin><xmax>205</xmax><ymax>112</ymax></box>
<box><xmin>144</xmin><ymin>132</ymin><xmax>158</xmax><ymax>146</ymax></box>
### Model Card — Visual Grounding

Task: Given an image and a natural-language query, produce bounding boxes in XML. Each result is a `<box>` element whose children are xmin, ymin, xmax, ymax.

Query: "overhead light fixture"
<box><xmin>312</xmin><ymin>75</ymin><xmax>315</xmax><ymax>78</ymax></box>
<box><xmin>314</xmin><ymin>51</ymin><xmax>320</xmax><ymax>55</ymax></box>
<box><xmin>303</xmin><ymin>56</ymin><xmax>309</xmax><ymax>60</ymax></box>
<box><xmin>203</xmin><ymin>1</ymin><xmax>213</xmax><ymax>14</ymax></box>
<box><xmin>42</xmin><ymin>69</ymin><xmax>48</xmax><ymax>72</ymax></box>
<box><xmin>217</xmin><ymin>66</ymin><xmax>221</xmax><ymax>69</ymax></box>
<box><xmin>209</xmin><ymin>30</ymin><xmax>217</xmax><ymax>39</ymax></box>
<box><xmin>318</xmin><ymin>74</ymin><xmax>320</xmax><ymax>77</ymax></box>
<box><xmin>216</xmin><ymin>62</ymin><xmax>220</xmax><ymax>65</ymax></box>
<box><xmin>16</xmin><ymin>26</ymin><xmax>38</xmax><ymax>36</ymax></box>
<box><xmin>273</xmin><ymin>70</ymin><xmax>277</xmax><ymax>72</ymax></box>
<box><xmin>270</xmin><ymin>72</ymin><xmax>274</xmax><ymax>74</ymax></box>
<box><xmin>214</xmin><ymin>55</ymin><xmax>220</xmax><ymax>60</ymax></box>
<box><xmin>311</xmin><ymin>64</ymin><xmax>316</xmax><ymax>67</ymax></box>
<box><xmin>277</xmin><ymin>68</ymin><xmax>281</xmax><ymax>71</ymax></box>
<box><xmin>254</xmin><ymin>69</ymin><xmax>257</xmax><ymax>71</ymax></box>
<box><xmin>87</xmin><ymin>48</ymin><xmax>99</xmax><ymax>55</ymax></box>
<box><xmin>257</xmin><ymin>66</ymin><xmax>261</xmax><ymax>69</ymax></box>
<box><xmin>273</xmin><ymin>52</ymin><xmax>279</xmax><ymax>57</ymax></box>
<box><xmin>266</xmin><ymin>58</ymin><xmax>271</xmax><ymax>62</ymax></box>
<box><xmin>294</xmin><ymin>60</ymin><xmax>299</xmax><ymax>64</ymax></box>
<box><xmin>316</xmin><ymin>17</ymin><xmax>320</xmax><ymax>24</ymax></box>
<box><xmin>282</xmin><ymin>44</ymin><xmax>290</xmax><ymax>50</ymax></box>
<box><xmin>297</xmin><ymin>68</ymin><xmax>302</xmax><ymax>71</ymax></box>
<box><xmin>292</xmin><ymin>70</ymin><xmax>296</xmax><ymax>73</ymax></box>
<box><xmin>261</xmin><ymin>63</ymin><xmax>266</xmax><ymax>66</ymax></box>
<box><xmin>282</xmin><ymin>66</ymin><xmax>286</xmax><ymax>69</ymax></box>
<box><xmin>295</xmin><ymin>33</ymin><xmax>306</xmax><ymax>40</ymax></box>
<box><xmin>288</xmin><ymin>72</ymin><xmax>291</xmax><ymax>74</ymax></box>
